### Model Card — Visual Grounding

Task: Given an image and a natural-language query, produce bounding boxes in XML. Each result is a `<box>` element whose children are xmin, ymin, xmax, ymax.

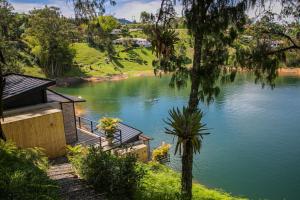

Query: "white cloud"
<box><xmin>108</xmin><ymin>0</ymin><xmax>183</xmax><ymax>21</ymax></box>
<box><xmin>11</xmin><ymin>0</ymin><xmax>74</xmax><ymax>17</ymax></box>
<box><xmin>11</xmin><ymin>0</ymin><xmax>183</xmax><ymax>20</ymax></box>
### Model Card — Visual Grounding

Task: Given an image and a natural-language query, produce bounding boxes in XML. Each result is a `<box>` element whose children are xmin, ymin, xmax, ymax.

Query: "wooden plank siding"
<box><xmin>2</xmin><ymin>108</ymin><xmax>67</xmax><ymax>158</ymax></box>
<box><xmin>61</xmin><ymin>103</ymin><xmax>77</xmax><ymax>144</ymax></box>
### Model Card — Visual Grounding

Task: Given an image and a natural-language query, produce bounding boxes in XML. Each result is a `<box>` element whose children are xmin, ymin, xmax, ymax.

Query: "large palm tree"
<box><xmin>165</xmin><ymin>107</ymin><xmax>209</xmax><ymax>199</ymax></box>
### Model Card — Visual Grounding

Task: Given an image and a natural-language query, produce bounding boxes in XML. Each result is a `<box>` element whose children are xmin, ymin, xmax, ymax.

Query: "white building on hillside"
<box><xmin>113</xmin><ymin>37</ymin><xmax>151</xmax><ymax>47</ymax></box>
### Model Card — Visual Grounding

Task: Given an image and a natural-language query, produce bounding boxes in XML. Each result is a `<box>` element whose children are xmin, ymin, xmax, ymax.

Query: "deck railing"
<box><xmin>76</xmin><ymin>116</ymin><xmax>122</xmax><ymax>147</ymax></box>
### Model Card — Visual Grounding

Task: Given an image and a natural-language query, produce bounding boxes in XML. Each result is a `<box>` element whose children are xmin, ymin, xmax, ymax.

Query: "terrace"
<box><xmin>75</xmin><ymin>116</ymin><xmax>151</xmax><ymax>159</ymax></box>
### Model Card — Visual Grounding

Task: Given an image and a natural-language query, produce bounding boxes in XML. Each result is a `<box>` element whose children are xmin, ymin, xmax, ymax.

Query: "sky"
<box><xmin>10</xmin><ymin>0</ymin><xmax>181</xmax><ymax>21</ymax></box>
<box><xmin>10</xmin><ymin>0</ymin><xmax>283</xmax><ymax>22</ymax></box>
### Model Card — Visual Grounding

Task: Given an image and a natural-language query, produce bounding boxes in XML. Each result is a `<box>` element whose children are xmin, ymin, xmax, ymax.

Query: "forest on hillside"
<box><xmin>1</xmin><ymin>0</ymin><xmax>300</xmax><ymax>78</ymax></box>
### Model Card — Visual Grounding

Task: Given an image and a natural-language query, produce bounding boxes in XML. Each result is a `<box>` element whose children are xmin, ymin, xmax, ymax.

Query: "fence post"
<box><xmin>78</xmin><ymin>117</ymin><xmax>81</xmax><ymax>129</ymax></box>
<box><xmin>120</xmin><ymin>130</ymin><xmax>122</xmax><ymax>144</ymax></box>
<box><xmin>91</xmin><ymin>121</ymin><xmax>94</xmax><ymax>133</ymax></box>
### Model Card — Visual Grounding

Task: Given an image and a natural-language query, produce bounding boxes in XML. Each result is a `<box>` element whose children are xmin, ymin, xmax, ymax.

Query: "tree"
<box><xmin>86</xmin><ymin>15</ymin><xmax>119</xmax><ymax>60</ymax></box>
<box><xmin>23</xmin><ymin>6</ymin><xmax>74</xmax><ymax>77</ymax></box>
<box><xmin>149</xmin><ymin>0</ymin><xmax>300</xmax><ymax>199</ymax></box>
<box><xmin>165</xmin><ymin>107</ymin><xmax>209</xmax><ymax>199</ymax></box>
<box><xmin>71</xmin><ymin>0</ymin><xmax>116</xmax><ymax>20</ymax></box>
<box><xmin>149</xmin><ymin>1</ymin><xmax>249</xmax><ymax>198</ymax></box>
<box><xmin>140</xmin><ymin>11</ymin><xmax>151</xmax><ymax>24</ymax></box>
<box><xmin>235</xmin><ymin>1</ymin><xmax>300</xmax><ymax>86</ymax></box>
<box><xmin>0</xmin><ymin>0</ymin><xmax>24</xmax><ymax>141</ymax></box>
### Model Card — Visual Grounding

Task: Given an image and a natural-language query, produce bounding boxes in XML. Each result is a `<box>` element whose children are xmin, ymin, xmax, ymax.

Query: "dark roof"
<box><xmin>47</xmin><ymin>89</ymin><xmax>86</xmax><ymax>103</ymax></box>
<box><xmin>117</xmin><ymin>122</ymin><xmax>142</xmax><ymax>144</ymax></box>
<box><xmin>3</xmin><ymin>73</ymin><xmax>55</xmax><ymax>100</ymax></box>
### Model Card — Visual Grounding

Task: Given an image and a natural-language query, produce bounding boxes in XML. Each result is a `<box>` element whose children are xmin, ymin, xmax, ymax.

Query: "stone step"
<box><xmin>48</xmin><ymin>157</ymin><xmax>106</xmax><ymax>200</ymax></box>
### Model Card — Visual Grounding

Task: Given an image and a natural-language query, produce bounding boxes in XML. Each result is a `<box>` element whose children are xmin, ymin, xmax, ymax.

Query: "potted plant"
<box><xmin>97</xmin><ymin>117</ymin><xmax>121</xmax><ymax>146</ymax></box>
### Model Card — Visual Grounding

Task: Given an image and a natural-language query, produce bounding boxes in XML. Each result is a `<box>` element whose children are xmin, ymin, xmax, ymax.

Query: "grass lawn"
<box><xmin>136</xmin><ymin>162</ymin><xmax>247</xmax><ymax>200</ymax></box>
<box><xmin>65</xmin><ymin>43</ymin><xmax>155</xmax><ymax>77</ymax></box>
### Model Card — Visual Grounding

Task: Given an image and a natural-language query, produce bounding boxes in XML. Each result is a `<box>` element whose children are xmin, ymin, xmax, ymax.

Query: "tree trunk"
<box><xmin>182</xmin><ymin>139</ymin><xmax>194</xmax><ymax>200</ymax></box>
<box><xmin>181</xmin><ymin>32</ymin><xmax>203</xmax><ymax>200</ymax></box>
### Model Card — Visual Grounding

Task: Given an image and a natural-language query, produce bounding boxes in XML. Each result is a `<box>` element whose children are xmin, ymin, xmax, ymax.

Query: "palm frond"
<box><xmin>164</xmin><ymin>106</ymin><xmax>209</xmax><ymax>155</ymax></box>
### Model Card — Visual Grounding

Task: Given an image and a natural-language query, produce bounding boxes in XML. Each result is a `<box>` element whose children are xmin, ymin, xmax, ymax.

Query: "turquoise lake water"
<box><xmin>56</xmin><ymin>74</ymin><xmax>300</xmax><ymax>199</ymax></box>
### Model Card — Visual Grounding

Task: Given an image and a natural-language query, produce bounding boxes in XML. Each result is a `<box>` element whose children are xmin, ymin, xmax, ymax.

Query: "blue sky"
<box><xmin>10</xmin><ymin>0</ymin><xmax>282</xmax><ymax>21</ymax></box>
<box><xmin>10</xmin><ymin>0</ymin><xmax>176</xmax><ymax>21</ymax></box>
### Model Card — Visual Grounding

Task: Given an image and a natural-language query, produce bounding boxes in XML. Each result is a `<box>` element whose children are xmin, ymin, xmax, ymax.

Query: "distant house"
<box><xmin>113</xmin><ymin>37</ymin><xmax>151</xmax><ymax>47</ymax></box>
<box><xmin>111</xmin><ymin>29</ymin><xmax>122</xmax><ymax>35</ymax></box>
<box><xmin>129</xmin><ymin>28</ymin><xmax>143</xmax><ymax>32</ymax></box>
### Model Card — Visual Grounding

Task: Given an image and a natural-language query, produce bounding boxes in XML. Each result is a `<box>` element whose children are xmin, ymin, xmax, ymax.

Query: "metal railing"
<box><xmin>76</xmin><ymin>116</ymin><xmax>122</xmax><ymax>147</ymax></box>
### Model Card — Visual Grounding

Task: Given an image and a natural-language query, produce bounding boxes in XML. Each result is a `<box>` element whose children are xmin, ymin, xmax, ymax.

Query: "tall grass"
<box><xmin>0</xmin><ymin>140</ymin><xmax>59</xmax><ymax>200</ymax></box>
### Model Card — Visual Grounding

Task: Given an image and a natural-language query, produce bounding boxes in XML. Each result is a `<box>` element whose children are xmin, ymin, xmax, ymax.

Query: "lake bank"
<box><xmin>56</xmin><ymin>67</ymin><xmax>300</xmax><ymax>86</ymax></box>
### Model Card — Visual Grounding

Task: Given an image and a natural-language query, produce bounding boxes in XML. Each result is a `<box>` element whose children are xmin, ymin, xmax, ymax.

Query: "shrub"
<box><xmin>0</xmin><ymin>140</ymin><xmax>59</xmax><ymax>200</ymax></box>
<box><xmin>135</xmin><ymin>162</ymin><xmax>246</xmax><ymax>200</ymax></box>
<box><xmin>67</xmin><ymin>145</ymin><xmax>145</xmax><ymax>200</ymax></box>
<box><xmin>152</xmin><ymin>143</ymin><xmax>171</xmax><ymax>162</ymax></box>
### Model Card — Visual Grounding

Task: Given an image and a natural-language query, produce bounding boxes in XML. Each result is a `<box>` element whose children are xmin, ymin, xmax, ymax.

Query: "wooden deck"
<box><xmin>75</xmin><ymin>116</ymin><xmax>144</xmax><ymax>148</ymax></box>
<box><xmin>75</xmin><ymin>129</ymin><xmax>107</xmax><ymax>147</ymax></box>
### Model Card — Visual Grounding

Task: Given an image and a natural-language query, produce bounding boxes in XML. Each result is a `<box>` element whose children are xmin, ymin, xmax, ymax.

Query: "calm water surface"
<box><xmin>56</xmin><ymin>74</ymin><xmax>300</xmax><ymax>200</ymax></box>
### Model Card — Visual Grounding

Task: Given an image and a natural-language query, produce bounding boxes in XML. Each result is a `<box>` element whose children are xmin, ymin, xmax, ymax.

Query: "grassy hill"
<box><xmin>21</xmin><ymin>29</ymin><xmax>194</xmax><ymax>78</ymax></box>
<box><xmin>23</xmin><ymin>43</ymin><xmax>156</xmax><ymax>78</ymax></box>
<box><xmin>66</xmin><ymin>43</ymin><xmax>156</xmax><ymax>77</ymax></box>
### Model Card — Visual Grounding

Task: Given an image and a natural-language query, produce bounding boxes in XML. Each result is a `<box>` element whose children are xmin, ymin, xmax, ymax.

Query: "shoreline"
<box><xmin>56</xmin><ymin>67</ymin><xmax>300</xmax><ymax>86</ymax></box>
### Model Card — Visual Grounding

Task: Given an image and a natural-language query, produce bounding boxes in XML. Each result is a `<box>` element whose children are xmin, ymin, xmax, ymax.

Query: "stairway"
<box><xmin>48</xmin><ymin>157</ymin><xmax>106</xmax><ymax>200</ymax></box>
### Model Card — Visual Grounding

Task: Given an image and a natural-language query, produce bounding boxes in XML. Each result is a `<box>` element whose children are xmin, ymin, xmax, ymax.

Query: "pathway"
<box><xmin>47</xmin><ymin>157</ymin><xmax>106</xmax><ymax>200</ymax></box>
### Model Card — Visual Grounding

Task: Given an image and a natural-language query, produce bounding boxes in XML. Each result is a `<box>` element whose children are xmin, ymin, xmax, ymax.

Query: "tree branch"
<box><xmin>266</xmin><ymin>44</ymin><xmax>300</xmax><ymax>55</ymax></box>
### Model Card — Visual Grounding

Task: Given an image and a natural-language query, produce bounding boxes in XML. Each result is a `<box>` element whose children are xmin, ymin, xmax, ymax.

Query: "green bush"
<box><xmin>135</xmin><ymin>162</ymin><xmax>247</xmax><ymax>200</ymax></box>
<box><xmin>67</xmin><ymin>145</ymin><xmax>145</xmax><ymax>200</ymax></box>
<box><xmin>0</xmin><ymin>140</ymin><xmax>59</xmax><ymax>200</ymax></box>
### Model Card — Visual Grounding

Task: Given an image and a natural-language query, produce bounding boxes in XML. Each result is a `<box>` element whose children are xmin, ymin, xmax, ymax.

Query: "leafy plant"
<box><xmin>97</xmin><ymin>117</ymin><xmax>121</xmax><ymax>138</ymax></box>
<box><xmin>135</xmin><ymin>162</ymin><xmax>245</xmax><ymax>200</ymax></box>
<box><xmin>152</xmin><ymin>143</ymin><xmax>171</xmax><ymax>162</ymax></box>
<box><xmin>67</xmin><ymin>145</ymin><xmax>145</xmax><ymax>200</ymax></box>
<box><xmin>0</xmin><ymin>140</ymin><xmax>59</xmax><ymax>200</ymax></box>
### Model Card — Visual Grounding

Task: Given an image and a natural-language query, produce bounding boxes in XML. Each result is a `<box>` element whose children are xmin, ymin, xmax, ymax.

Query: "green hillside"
<box><xmin>66</xmin><ymin>43</ymin><xmax>155</xmax><ymax>77</ymax></box>
<box><xmin>23</xmin><ymin>43</ymin><xmax>156</xmax><ymax>78</ymax></box>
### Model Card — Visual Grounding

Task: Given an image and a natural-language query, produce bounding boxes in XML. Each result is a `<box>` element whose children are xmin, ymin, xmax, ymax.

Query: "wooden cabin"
<box><xmin>2</xmin><ymin>73</ymin><xmax>151</xmax><ymax>161</ymax></box>
<box><xmin>1</xmin><ymin>73</ymin><xmax>84</xmax><ymax>158</ymax></box>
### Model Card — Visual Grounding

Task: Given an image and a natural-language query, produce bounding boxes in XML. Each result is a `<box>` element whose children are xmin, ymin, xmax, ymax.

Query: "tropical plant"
<box><xmin>67</xmin><ymin>145</ymin><xmax>145</xmax><ymax>200</ymax></box>
<box><xmin>164</xmin><ymin>107</ymin><xmax>209</xmax><ymax>199</ymax></box>
<box><xmin>98</xmin><ymin>117</ymin><xmax>121</xmax><ymax>139</ymax></box>
<box><xmin>0</xmin><ymin>140</ymin><xmax>58</xmax><ymax>199</ymax></box>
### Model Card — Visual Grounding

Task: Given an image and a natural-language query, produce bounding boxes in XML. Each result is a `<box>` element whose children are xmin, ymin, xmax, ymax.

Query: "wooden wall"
<box><xmin>61</xmin><ymin>103</ymin><xmax>77</xmax><ymax>144</ymax></box>
<box><xmin>2</xmin><ymin>108</ymin><xmax>66</xmax><ymax>158</ymax></box>
<box><xmin>117</xmin><ymin>144</ymin><xmax>149</xmax><ymax>163</ymax></box>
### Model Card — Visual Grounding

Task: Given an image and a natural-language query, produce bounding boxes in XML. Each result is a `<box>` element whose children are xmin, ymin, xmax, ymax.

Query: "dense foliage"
<box><xmin>67</xmin><ymin>145</ymin><xmax>145</xmax><ymax>200</ymax></box>
<box><xmin>0</xmin><ymin>140</ymin><xmax>58</xmax><ymax>200</ymax></box>
<box><xmin>23</xmin><ymin>6</ymin><xmax>75</xmax><ymax>77</ymax></box>
<box><xmin>0</xmin><ymin>0</ymin><xmax>27</xmax><ymax>74</ymax></box>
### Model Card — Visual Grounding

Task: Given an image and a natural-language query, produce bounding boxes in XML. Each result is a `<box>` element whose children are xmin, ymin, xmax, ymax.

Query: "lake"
<box><xmin>56</xmin><ymin>73</ymin><xmax>300</xmax><ymax>199</ymax></box>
